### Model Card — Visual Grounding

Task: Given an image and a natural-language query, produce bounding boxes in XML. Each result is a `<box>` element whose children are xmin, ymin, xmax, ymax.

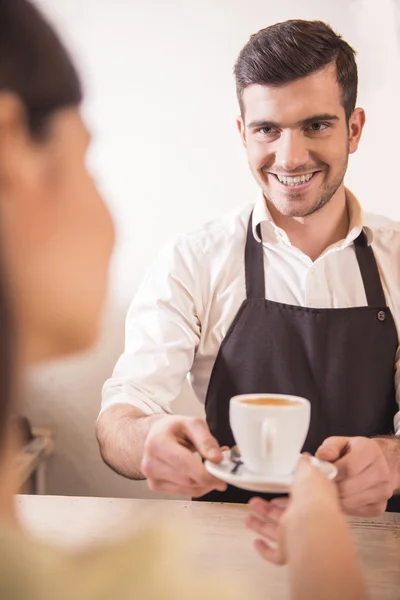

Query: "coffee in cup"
<box><xmin>240</xmin><ymin>397</ymin><xmax>303</xmax><ymax>407</ymax></box>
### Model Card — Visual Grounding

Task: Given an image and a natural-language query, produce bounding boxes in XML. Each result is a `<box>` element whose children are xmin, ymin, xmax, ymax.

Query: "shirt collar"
<box><xmin>252</xmin><ymin>187</ymin><xmax>373</xmax><ymax>248</ymax></box>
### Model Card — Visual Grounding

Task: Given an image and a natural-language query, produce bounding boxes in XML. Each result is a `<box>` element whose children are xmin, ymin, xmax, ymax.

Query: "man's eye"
<box><xmin>259</xmin><ymin>127</ymin><xmax>274</xmax><ymax>135</ymax></box>
<box><xmin>309</xmin><ymin>122</ymin><xmax>328</xmax><ymax>132</ymax></box>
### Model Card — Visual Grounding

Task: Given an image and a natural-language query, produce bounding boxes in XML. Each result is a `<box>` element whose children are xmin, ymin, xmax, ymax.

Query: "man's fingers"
<box><xmin>148</xmin><ymin>478</ymin><xmax>226</xmax><ymax>497</ymax></box>
<box><xmin>333</xmin><ymin>440</ymin><xmax>387</xmax><ymax>483</ymax></box>
<box><xmin>339</xmin><ymin>483</ymin><xmax>390</xmax><ymax>515</ymax></box>
<box><xmin>143</xmin><ymin>450</ymin><xmax>227</xmax><ymax>492</ymax></box>
<box><xmin>341</xmin><ymin>495</ymin><xmax>388</xmax><ymax>517</ymax></box>
<box><xmin>317</xmin><ymin>438</ymin><xmax>393</xmax><ymax>516</ymax></box>
<box><xmin>335</xmin><ymin>451</ymin><xmax>373</xmax><ymax>482</ymax></box>
<box><xmin>316</xmin><ymin>436</ymin><xmax>350</xmax><ymax>462</ymax></box>
<box><xmin>338</xmin><ymin>464</ymin><xmax>392</xmax><ymax>499</ymax></box>
<box><xmin>143</xmin><ymin>416</ymin><xmax>228</xmax><ymax>496</ymax></box>
<box><xmin>341</xmin><ymin>501</ymin><xmax>388</xmax><ymax>518</ymax></box>
<box><xmin>143</xmin><ymin>455</ymin><xmax>205</xmax><ymax>488</ymax></box>
<box><xmin>182</xmin><ymin>419</ymin><xmax>223</xmax><ymax>461</ymax></box>
<box><xmin>152</xmin><ymin>435</ymin><xmax>219</xmax><ymax>483</ymax></box>
<box><xmin>147</xmin><ymin>478</ymin><xmax>193</xmax><ymax>496</ymax></box>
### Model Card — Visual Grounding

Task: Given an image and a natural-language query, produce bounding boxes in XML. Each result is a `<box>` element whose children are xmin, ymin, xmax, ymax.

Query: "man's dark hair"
<box><xmin>234</xmin><ymin>19</ymin><xmax>358</xmax><ymax>122</ymax></box>
<box><xmin>0</xmin><ymin>0</ymin><xmax>82</xmax><ymax>138</ymax></box>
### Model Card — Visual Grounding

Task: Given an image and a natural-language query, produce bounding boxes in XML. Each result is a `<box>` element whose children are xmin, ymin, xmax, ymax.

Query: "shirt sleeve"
<box><xmin>101</xmin><ymin>235</ymin><xmax>203</xmax><ymax>416</ymax></box>
<box><xmin>369</xmin><ymin>221</ymin><xmax>400</xmax><ymax>437</ymax></box>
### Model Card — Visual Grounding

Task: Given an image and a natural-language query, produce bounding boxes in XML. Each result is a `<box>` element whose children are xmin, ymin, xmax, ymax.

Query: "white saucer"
<box><xmin>205</xmin><ymin>450</ymin><xmax>337</xmax><ymax>494</ymax></box>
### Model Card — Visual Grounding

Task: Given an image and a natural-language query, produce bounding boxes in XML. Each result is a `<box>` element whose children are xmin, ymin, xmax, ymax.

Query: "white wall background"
<box><xmin>24</xmin><ymin>0</ymin><xmax>400</xmax><ymax>498</ymax></box>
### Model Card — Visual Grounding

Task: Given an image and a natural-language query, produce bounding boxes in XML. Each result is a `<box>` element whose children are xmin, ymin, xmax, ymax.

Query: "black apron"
<box><xmin>198</xmin><ymin>213</ymin><xmax>400</xmax><ymax>512</ymax></box>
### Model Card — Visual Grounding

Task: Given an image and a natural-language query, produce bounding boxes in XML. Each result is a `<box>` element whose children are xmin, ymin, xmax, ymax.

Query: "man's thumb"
<box><xmin>315</xmin><ymin>437</ymin><xmax>350</xmax><ymax>462</ymax></box>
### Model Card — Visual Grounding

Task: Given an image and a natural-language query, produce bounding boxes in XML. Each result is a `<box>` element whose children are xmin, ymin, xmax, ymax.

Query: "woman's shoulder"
<box><xmin>0</xmin><ymin>523</ymin><xmax>242</xmax><ymax>600</ymax></box>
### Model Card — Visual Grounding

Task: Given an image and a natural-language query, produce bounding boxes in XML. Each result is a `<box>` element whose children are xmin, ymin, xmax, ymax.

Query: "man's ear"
<box><xmin>348</xmin><ymin>107</ymin><xmax>366</xmax><ymax>155</ymax></box>
<box><xmin>236</xmin><ymin>115</ymin><xmax>247</xmax><ymax>149</ymax></box>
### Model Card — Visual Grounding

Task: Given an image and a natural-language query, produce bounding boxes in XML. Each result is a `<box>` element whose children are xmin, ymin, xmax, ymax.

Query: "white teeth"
<box><xmin>276</xmin><ymin>173</ymin><xmax>314</xmax><ymax>186</ymax></box>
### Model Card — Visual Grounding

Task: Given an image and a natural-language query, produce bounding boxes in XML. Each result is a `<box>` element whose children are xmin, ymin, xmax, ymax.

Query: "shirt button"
<box><xmin>309</xmin><ymin>268</ymin><xmax>316</xmax><ymax>276</ymax></box>
<box><xmin>377</xmin><ymin>310</ymin><xmax>386</xmax><ymax>322</ymax></box>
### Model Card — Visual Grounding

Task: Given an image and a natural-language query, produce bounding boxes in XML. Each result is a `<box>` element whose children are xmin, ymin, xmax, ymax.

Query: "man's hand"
<box><xmin>141</xmin><ymin>416</ymin><xmax>227</xmax><ymax>497</ymax></box>
<box><xmin>316</xmin><ymin>436</ymin><xmax>397</xmax><ymax>516</ymax></box>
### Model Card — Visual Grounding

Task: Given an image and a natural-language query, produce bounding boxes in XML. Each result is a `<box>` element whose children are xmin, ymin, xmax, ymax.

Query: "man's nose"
<box><xmin>275</xmin><ymin>130</ymin><xmax>310</xmax><ymax>172</ymax></box>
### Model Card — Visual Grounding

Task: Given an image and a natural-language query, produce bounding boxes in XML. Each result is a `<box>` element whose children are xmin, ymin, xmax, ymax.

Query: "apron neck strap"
<box><xmin>245</xmin><ymin>216</ymin><xmax>387</xmax><ymax>307</ymax></box>
<box><xmin>353</xmin><ymin>230</ymin><xmax>387</xmax><ymax>307</ymax></box>
<box><xmin>245</xmin><ymin>212</ymin><xmax>265</xmax><ymax>299</ymax></box>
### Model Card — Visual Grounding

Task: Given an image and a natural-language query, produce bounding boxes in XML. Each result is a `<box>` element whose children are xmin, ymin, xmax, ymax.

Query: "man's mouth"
<box><xmin>270</xmin><ymin>172</ymin><xmax>318</xmax><ymax>187</ymax></box>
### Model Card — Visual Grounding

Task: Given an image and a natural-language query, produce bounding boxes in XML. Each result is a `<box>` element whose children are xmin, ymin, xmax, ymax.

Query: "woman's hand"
<box><xmin>246</xmin><ymin>455</ymin><xmax>340</xmax><ymax>565</ymax></box>
<box><xmin>247</xmin><ymin>456</ymin><xmax>367</xmax><ymax>600</ymax></box>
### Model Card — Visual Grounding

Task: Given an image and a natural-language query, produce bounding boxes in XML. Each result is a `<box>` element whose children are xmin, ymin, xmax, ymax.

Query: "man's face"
<box><xmin>237</xmin><ymin>64</ymin><xmax>364</xmax><ymax>218</ymax></box>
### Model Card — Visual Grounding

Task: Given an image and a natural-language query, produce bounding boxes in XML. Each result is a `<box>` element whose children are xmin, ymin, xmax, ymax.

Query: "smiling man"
<box><xmin>97</xmin><ymin>20</ymin><xmax>400</xmax><ymax>514</ymax></box>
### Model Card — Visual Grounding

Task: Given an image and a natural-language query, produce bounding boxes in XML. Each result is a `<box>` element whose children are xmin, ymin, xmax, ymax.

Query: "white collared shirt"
<box><xmin>101</xmin><ymin>189</ymin><xmax>400</xmax><ymax>433</ymax></box>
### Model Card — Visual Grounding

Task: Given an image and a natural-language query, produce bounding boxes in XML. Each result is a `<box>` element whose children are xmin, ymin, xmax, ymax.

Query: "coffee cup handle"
<box><xmin>261</xmin><ymin>419</ymin><xmax>276</xmax><ymax>459</ymax></box>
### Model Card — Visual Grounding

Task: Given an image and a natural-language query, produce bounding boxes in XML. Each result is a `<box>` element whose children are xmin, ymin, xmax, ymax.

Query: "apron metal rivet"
<box><xmin>377</xmin><ymin>310</ymin><xmax>386</xmax><ymax>322</ymax></box>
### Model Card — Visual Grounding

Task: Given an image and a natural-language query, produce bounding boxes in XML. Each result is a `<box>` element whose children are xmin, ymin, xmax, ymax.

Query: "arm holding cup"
<box><xmin>97</xmin><ymin>405</ymin><xmax>227</xmax><ymax>496</ymax></box>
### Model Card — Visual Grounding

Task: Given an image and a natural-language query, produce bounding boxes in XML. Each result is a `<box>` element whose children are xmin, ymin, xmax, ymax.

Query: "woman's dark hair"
<box><xmin>0</xmin><ymin>0</ymin><xmax>82</xmax><ymax>445</ymax></box>
<box><xmin>234</xmin><ymin>19</ymin><xmax>358</xmax><ymax>122</ymax></box>
<box><xmin>0</xmin><ymin>0</ymin><xmax>82</xmax><ymax>137</ymax></box>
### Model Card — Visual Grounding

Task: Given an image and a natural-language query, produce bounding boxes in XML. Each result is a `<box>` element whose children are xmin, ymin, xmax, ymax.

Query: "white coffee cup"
<box><xmin>229</xmin><ymin>393</ymin><xmax>311</xmax><ymax>476</ymax></box>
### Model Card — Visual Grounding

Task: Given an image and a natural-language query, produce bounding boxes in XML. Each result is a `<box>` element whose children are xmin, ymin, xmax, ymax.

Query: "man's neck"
<box><xmin>266</xmin><ymin>187</ymin><xmax>349</xmax><ymax>262</ymax></box>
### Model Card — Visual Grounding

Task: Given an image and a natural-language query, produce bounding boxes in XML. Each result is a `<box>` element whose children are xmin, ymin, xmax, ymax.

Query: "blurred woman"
<box><xmin>0</xmin><ymin>1</ymin><xmax>367</xmax><ymax>599</ymax></box>
<box><xmin>0</xmin><ymin>1</ymin><xmax>235</xmax><ymax>598</ymax></box>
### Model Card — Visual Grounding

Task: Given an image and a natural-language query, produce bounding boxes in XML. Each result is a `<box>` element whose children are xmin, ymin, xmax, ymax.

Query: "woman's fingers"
<box><xmin>254</xmin><ymin>538</ymin><xmax>285</xmax><ymax>566</ymax></box>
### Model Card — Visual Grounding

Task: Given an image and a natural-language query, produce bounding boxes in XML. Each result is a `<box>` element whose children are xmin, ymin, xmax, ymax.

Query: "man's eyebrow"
<box><xmin>299</xmin><ymin>114</ymin><xmax>339</xmax><ymax>127</ymax></box>
<box><xmin>247</xmin><ymin>119</ymin><xmax>279</xmax><ymax>130</ymax></box>
<box><xmin>247</xmin><ymin>114</ymin><xmax>339</xmax><ymax>130</ymax></box>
